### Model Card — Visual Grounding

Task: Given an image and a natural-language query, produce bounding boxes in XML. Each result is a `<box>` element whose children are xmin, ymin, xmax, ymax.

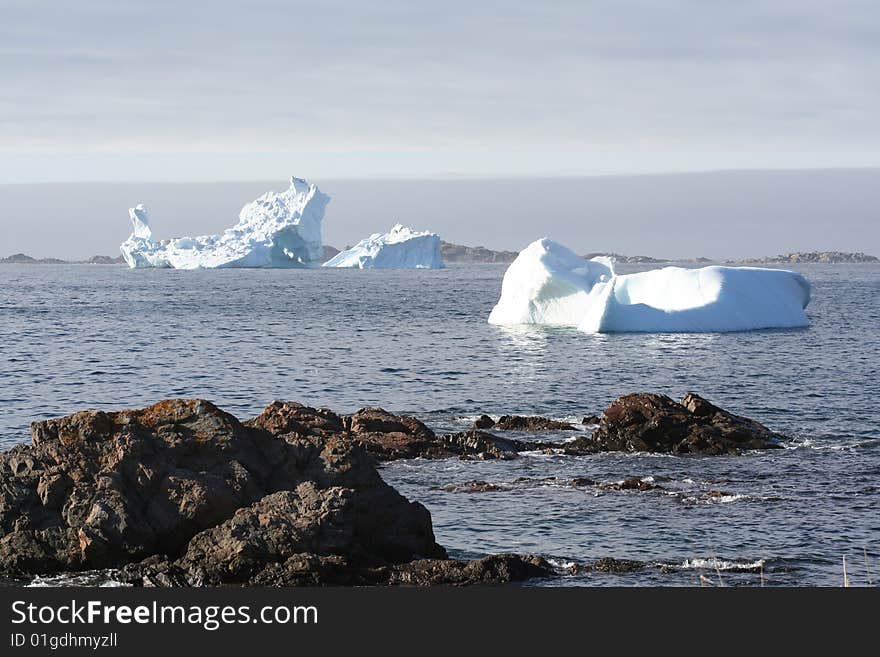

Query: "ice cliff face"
<box><xmin>120</xmin><ymin>177</ymin><xmax>329</xmax><ymax>269</ymax></box>
<box><xmin>323</xmin><ymin>224</ymin><xmax>444</xmax><ymax>269</ymax></box>
<box><xmin>488</xmin><ymin>238</ymin><xmax>811</xmax><ymax>333</ymax></box>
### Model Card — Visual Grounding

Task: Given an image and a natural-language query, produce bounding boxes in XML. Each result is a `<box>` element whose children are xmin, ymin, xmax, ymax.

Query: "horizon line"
<box><xmin>3</xmin><ymin>165</ymin><xmax>880</xmax><ymax>187</ymax></box>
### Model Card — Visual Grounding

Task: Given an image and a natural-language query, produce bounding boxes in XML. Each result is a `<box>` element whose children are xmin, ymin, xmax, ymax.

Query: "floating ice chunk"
<box><xmin>323</xmin><ymin>224</ymin><xmax>444</xmax><ymax>269</ymax></box>
<box><xmin>120</xmin><ymin>177</ymin><xmax>329</xmax><ymax>269</ymax></box>
<box><xmin>129</xmin><ymin>204</ymin><xmax>152</xmax><ymax>240</ymax></box>
<box><xmin>488</xmin><ymin>238</ymin><xmax>811</xmax><ymax>333</ymax></box>
<box><xmin>120</xmin><ymin>205</ymin><xmax>171</xmax><ymax>268</ymax></box>
<box><xmin>487</xmin><ymin>238</ymin><xmax>614</xmax><ymax>326</ymax></box>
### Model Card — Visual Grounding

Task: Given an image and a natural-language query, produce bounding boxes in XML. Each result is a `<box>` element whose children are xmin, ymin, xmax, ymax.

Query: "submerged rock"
<box><xmin>597</xmin><ymin>477</ymin><xmax>659</xmax><ymax>492</ymax></box>
<box><xmin>440</xmin><ymin>430</ymin><xmax>524</xmax><ymax>460</ymax></box>
<box><xmin>591</xmin><ymin>392</ymin><xmax>786</xmax><ymax>455</ymax></box>
<box><xmin>473</xmin><ymin>414</ymin><xmax>496</xmax><ymax>429</ymax></box>
<box><xmin>559</xmin><ymin>436</ymin><xmax>602</xmax><ymax>456</ymax></box>
<box><xmin>491</xmin><ymin>415</ymin><xmax>576</xmax><ymax>431</ymax></box>
<box><xmin>434</xmin><ymin>480</ymin><xmax>508</xmax><ymax>494</ymax></box>
<box><xmin>589</xmin><ymin>557</ymin><xmax>647</xmax><ymax>573</ymax></box>
<box><xmin>340</xmin><ymin>408</ymin><xmax>530</xmax><ymax>461</ymax></box>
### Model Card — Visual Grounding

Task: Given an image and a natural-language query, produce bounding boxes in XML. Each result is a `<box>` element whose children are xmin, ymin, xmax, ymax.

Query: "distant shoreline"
<box><xmin>2</xmin><ymin>246</ymin><xmax>877</xmax><ymax>266</ymax></box>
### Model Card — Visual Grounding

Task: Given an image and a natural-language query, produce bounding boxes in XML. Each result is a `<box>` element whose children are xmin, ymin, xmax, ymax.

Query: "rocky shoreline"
<box><xmin>0</xmin><ymin>393</ymin><xmax>787</xmax><ymax>586</ymax></box>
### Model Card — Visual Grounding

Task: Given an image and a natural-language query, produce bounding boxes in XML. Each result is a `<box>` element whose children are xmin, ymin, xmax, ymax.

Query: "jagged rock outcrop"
<box><xmin>122</xmin><ymin>482</ymin><xmax>443</xmax><ymax>586</ymax></box>
<box><xmin>591</xmin><ymin>392</ymin><xmax>786</xmax><ymax>455</ymax></box>
<box><xmin>0</xmin><ymin>399</ymin><xmax>442</xmax><ymax>577</ymax></box>
<box><xmin>0</xmin><ymin>399</ymin><xmax>568</xmax><ymax>587</ymax></box>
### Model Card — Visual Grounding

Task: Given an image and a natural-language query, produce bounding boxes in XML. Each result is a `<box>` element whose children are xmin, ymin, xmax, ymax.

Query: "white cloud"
<box><xmin>1</xmin><ymin>0</ymin><xmax>878</xmax><ymax>179</ymax></box>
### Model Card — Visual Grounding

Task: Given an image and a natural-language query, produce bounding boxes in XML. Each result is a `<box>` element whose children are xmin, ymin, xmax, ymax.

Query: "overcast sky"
<box><xmin>1</xmin><ymin>0</ymin><xmax>879</xmax><ymax>181</ymax></box>
<box><xmin>3</xmin><ymin>170</ymin><xmax>879</xmax><ymax>259</ymax></box>
<box><xmin>1</xmin><ymin>2</ymin><xmax>878</xmax><ymax>257</ymax></box>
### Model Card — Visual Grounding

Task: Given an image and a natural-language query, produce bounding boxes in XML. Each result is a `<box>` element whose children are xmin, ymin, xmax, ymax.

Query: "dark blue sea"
<box><xmin>1</xmin><ymin>263</ymin><xmax>878</xmax><ymax>586</ymax></box>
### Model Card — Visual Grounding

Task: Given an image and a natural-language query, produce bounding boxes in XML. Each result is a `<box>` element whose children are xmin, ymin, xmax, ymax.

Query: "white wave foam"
<box><xmin>786</xmin><ymin>436</ymin><xmax>879</xmax><ymax>452</ymax></box>
<box><xmin>546</xmin><ymin>558</ymin><xmax>578</xmax><ymax>572</ymax></box>
<box><xmin>670</xmin><ymin>558</ymin><xmax>766</xmax><ymax>572</ymax></box>
<box><xmin>28</xmin><ymin>571</ymin><xmax>129</xmax><ymax>587</ymax></box>
<box><xmin>709</xmin><ymin>493</ymin><xmax>749</xmax><ymax>504</ymax></box>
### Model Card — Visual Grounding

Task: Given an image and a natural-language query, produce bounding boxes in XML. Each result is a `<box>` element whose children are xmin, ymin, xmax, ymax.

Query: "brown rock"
<box><xmin>590</xmin><ymin>557</ymin><xmax>646</xmax><ymax>573</ymax></box>
<box><xmin>374</xmin><ymin>554</ymin><xmax>555</xmax><ymax>586</ymax></box>
<box><xmin>591</xmin><ymin>392</ymin><xmax>786</xmax><ymax>455</ymax></box>
<box><xmin>122</xmin><ymin>552</ymin><xmax>556</xmax><ymax>587</ymax></box>
<box><xmin>36</xmin><ymin>473</ymin><xmax>72</xmax><ymax>508</ymax></box>
<box><xmin>560</xmin><ymin>436</ymin><xmax>600</xmax><ymax>455</ymax></box>
<box><xmin>473</xmin><ymin>415</ymin><xmax>496</xmax><ymax>429</ymax></box>
<box><xmin>344</xmin><ymin>407</ymin><xmax>446</xmax><ymax>461</ymax></box>
<box><xmin>245</xmin><ymin>401</ymin><xmax>343</xmax><ymax>437</ymax></box>
<box><xmin>0</xmin><ymin>399</ymin><xmax>443</xmax><ymax>576</ymax></box>
<box><xmin>436</xmin><ymin>480</ymin><xmax>507</xmax><ymax>493</ymax></box>
<box><xmin>165</xmin><ymin>482</ymin><xmax>442</xmax><ymax>586</ymax></box>
<box><xmin>493</xmin><ymin>416</ymin><xmax>576</xmax><ymax>431</ymax></box>
<box><xmin>597</xmin><ymin>477</ymin><xmax>658</xmax><ymax>492</ymax></box>
<box><xmin>440</xmin><ymin>430</ymin><xmax>523</xmax><ymax>460</ymax></box>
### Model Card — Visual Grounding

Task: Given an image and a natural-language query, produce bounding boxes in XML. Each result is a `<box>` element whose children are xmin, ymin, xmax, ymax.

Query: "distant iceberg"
<box><xmin>488</xmin><ymin>239</ymin><xmax>811</xmax><ymax>333</ymax></box>
<box><xmin>323</xmin><ymin>224</ymin><xmax>444</xmax><ymax>269</ymax></box>
<box><xmin>120</xmin><ymin>177</ymin><xmax>329</xmax><ymax>269</ymax></box>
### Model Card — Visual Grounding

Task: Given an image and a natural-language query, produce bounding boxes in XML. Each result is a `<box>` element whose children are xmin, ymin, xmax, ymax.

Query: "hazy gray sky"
<box><xmin>2</xmin><ymin>171</ymin><xmax>878</xmax><ymax>259</ymax></box>
<box><xmin>1</xmin><ymin>0</ymin><xmax>879</xmax><ymax>181</ymax></box>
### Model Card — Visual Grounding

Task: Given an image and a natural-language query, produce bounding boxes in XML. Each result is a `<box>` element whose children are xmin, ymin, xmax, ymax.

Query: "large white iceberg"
<box><xmin>120</xmin><ymin>177</ymin><xmax>329</xmax><ymax>269</ymax></box>
<box><xmin>488</xmin><ymin>239</ymin><xmax>811</xmax><ymax>333</ymax></box>
<box><xmin>323</xmin><ymin>224</ymin><xmax>444</xmax><ymax>269</ymax></box>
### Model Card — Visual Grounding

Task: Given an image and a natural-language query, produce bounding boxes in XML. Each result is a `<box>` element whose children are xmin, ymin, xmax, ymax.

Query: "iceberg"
<box><xmin>323</xmin><ymin>224</ymin><xmax>444</xmax><ymax>269</ymax></box>
<box><xmin>488</xmin><ymin>239</ymin><xmax>811</xmax><ymax>333</ymax></box>
<box><xmin>120</xmin><ymin>177</ymin><xmax>329</xmax><ymax>269</ymax></box>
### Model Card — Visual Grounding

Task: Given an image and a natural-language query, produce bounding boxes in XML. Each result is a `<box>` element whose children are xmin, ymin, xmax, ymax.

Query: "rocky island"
<box><xmin>439</xmin><ymin>241</ymin><xmax>519</xmax><ymax>264</ymax></box>
<box><xmin>738</xmin><ymin>251</ymin><xmax>879</xmax><ymax>264</ymax></box>
<box><xmin>0</xmin><ymin>253</ymin><xmax>125</xmax><ymax>265</ymax></box>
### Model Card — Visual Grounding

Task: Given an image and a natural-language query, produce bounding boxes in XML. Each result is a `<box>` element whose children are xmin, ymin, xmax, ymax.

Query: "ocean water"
<box><xmin>1</xmin><ymin>263</ymin><xmax>878</xmax><ymax>586</ymax></box>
